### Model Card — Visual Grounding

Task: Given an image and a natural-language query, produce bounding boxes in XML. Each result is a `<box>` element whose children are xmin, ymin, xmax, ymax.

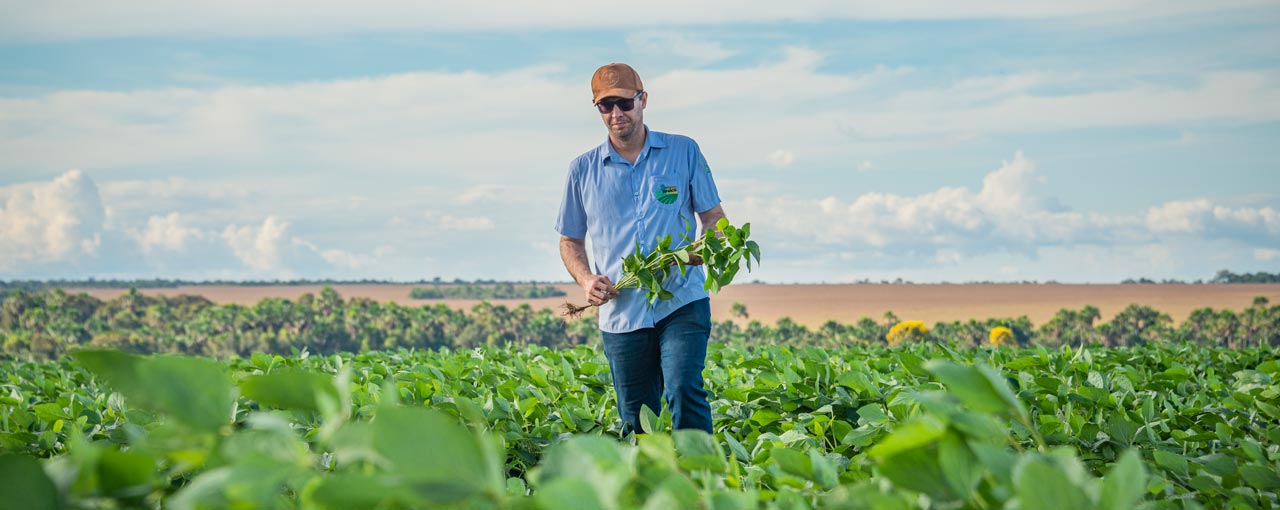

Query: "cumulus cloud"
<box><xmin>761</xmin><ymin>151</ymin><xmax>1104</xmax><ymax>251</ymax></box>
<box><xmin>1145</xmin><ymin>199</ymin><xmax>1280</xmax><ymax>240</ymax></box>
<box><xmin>734</xmin><ymin>151</ymin><xmax>1277</xmax><ymax>265</ymax></box>
<box><xmin>129</xmin><ymin>212</ymin><xmax>203</xmax><ymax>253</ymax></box>
<box><xmin>0</xmin><ymin>169</ymin><xmax>106</xmax><ymax>270</ymax></box>
<box><xmin>221</xmin><ymin>216</ymin><xmax>290</xmax><ymax>272</ymax></box>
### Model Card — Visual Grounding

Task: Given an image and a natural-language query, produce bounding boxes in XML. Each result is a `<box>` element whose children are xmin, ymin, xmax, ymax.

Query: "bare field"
<box><xmin>68</xmin><ymin>283</ymin><xmax>1280</xmax><ymax>328</ymax></box>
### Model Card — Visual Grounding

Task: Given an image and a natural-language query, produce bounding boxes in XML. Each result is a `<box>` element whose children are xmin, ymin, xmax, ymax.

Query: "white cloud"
<box><xmin>627</xmin><ymin>32</ymin><xmax>735</xmax><ymax>65</ymax></box>
<box><xmin>293</xmin><ymin>239</ymin><xmax>373</xmax><ymax>270</ymax></box>
<box><xmin>221</xmin><ymin>216</ymin><xmax>290</xmax><ymax>272</ymax></box>
<box><xmin>767</xmin><ymin>151</ymin><xmax>1102</xmax><ymax>250</ymax></box>
<box><xmin>1145</xmin><ymin>199</ymin><xmax>1280</xmax><ymax>239</ymax></box>
<box><xmin>0</xmin><ymin>169</ymin><xmax>105</xmax><ymax>270</ymax></box>
<box><xmin>438</xmin><ymin>215</ymin><xmax>496</xmax><ymax>231</ymax></box>
<box><xmin>858</xmin><ymin>160</ymin><xmax>874</xmax><ymax>172</ymax></box>
<box><xmin>2</xmin><ymin>1</ymin><xmax>1270</xmax><ymax>41</ymax></box>
<box><xmin>4</xmin><ymin>53</ymin><xmax>1277</xmax><ymax>188</ymax></box>
<box><xmin>130</xmin><ymin>212</ymin><xmax>203</xmax><ymax>253</ymax></box>
<box><xmin>733</xmin><ymin>151</ymin><xmax>1278</xmax><ymax>266</ymax></box>
<box><xmin>768</xmin><ymin>149</ymin><xmax>795</xmax><ymax>168</ymax></box>
<box><xmin>1256</xmin><ymin>248</ymin><xmax>1280</xmax><ymax>262</ymax></box>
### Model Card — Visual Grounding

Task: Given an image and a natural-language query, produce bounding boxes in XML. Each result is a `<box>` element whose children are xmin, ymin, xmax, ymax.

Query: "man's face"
<box><xmin>597</xmin><ymin>92</ymin><xmax>645</xmax><ymax>140</ymax></box>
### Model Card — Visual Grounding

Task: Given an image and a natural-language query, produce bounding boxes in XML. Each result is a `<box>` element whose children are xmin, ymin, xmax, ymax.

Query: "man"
<box><xmin>556</xmin><ymin>63</ymin><xmax>726</xmax><ymax>435</ymax></box>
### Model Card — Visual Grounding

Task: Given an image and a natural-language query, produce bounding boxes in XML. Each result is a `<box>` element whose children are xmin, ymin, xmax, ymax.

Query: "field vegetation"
<box><xmin>1</xmin><ymin>288</ymin><xmax>1277</xmax><ymax>359</ymax></box>
<box><xmin>1</xmin><ymin>341</ymin><xmax>1276</xmax><ymax>509</ymax></box>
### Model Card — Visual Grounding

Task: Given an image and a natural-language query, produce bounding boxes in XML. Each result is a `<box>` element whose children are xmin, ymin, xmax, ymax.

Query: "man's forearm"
<box><xmin>559</xmin><ymin>236</ymin><xmax>594</xmax><ymax>286</ymax></box>
<box><xmin>697</xmin><ymin>205</ymin><xmax>727</xmax><ymax>235</ymax></box>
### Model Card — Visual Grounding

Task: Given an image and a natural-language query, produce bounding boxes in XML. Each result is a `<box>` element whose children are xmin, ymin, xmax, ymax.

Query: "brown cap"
<box><xmin>591</xmin><ymin>63</ymin><xmax>644</xmax><ymax>104</ymax></box>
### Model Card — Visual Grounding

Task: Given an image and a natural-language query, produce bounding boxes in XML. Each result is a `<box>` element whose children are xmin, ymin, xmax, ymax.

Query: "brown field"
<box><xmin>69</xmin><ymin>283</ymin><xmax>1280</xmax><ymax>328</ymax></box>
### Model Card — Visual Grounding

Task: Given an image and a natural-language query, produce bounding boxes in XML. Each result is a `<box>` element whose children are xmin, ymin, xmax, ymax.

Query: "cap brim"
<box><xmin>593</xmin><ymin>88</ymin><xmax>639</xmax><ymax>104</ymax></box>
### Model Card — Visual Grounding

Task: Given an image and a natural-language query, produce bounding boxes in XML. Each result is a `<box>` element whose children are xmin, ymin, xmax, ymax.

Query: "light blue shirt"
<box><xmin>557</xmin><ymin>128</ymin><xmax>722</xmax><ymax>334</ymax></box>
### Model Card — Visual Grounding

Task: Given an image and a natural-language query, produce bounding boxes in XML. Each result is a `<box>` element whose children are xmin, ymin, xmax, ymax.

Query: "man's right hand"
<box><xmin>581</xmin><ymin>274</ymin><xmax>618</xmax><ymax>306</ymax></box>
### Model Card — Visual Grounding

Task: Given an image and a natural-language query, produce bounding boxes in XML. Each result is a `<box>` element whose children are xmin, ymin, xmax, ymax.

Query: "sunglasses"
<box><xmin>595</xmin><ymin>92</ymin><xmax>643</xmax><ymax>114</ymax></box>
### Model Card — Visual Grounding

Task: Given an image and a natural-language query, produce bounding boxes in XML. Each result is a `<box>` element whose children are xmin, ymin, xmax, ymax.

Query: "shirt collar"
<box><xmin>599</xmin><ymin>126</ymin><xmax>665</xmax><ymax>164</ymax></box>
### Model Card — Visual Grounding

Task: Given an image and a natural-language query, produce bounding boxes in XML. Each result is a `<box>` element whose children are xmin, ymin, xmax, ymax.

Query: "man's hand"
<box><xmin>687</xmin><ymin>204</ymin><xmax>727</xmax><ymax>267</ymax></box>
<box><xmin>582</xmin><ymin>274</ymin><xmax>619</xmax><ymax>305</ymax></box>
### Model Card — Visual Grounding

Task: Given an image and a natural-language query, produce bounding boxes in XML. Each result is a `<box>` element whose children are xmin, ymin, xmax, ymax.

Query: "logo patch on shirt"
<box><xmin>655</xmin><ymin>185</ymin><xmax>678</xmax><ymax>204</ymax></box>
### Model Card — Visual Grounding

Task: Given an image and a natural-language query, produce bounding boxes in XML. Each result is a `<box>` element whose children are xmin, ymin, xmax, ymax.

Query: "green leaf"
<box><xmin>0</xmin><ymin>455</ymin><xmax>58</xmax><ymax>510</ymax></box>
<box><xmin>536</xmin><ymin>478</ymin><xmax>606</xmax><ymax>510</ymax></box>
<box><xmin>1099</xmin><ymin>450</ymin><xmax>1146</xmax><ymax>510</ymax></box>
<box><xmin>32</xmin><ymin>403</ymin><xmax>72</xmax><ymax>422</ymax></box>
<box><xmin>750</xmin><ymin>407</ymin><xmax>782</xmax><ymax>426</ymax></box>
<box><xmin>869</xmin><ymin>415</ymin><xmax>946</xmax><ymax>461</ymax></box>
<box><xmin>856</xmin><ymin>403</ymin><xmax>889</xmax><ymax>426</ymax></box>
<box><xmin>640</xmin><ymin>404</ymin><xmax>661</xmax><ymax>434</ymax></box>
<box><xmin>809</xmin><ymin>450</ymin><xmax>838</xmax><ymax>490</ymax></box>
<box><xmin>1006</xmin><ymin>356</ymin><xmax>1046</xmax><ymax>371</ymax></box>
<box><xmin>1241</xmin><ymin>464</ymin><xmax>1280</xmax><ymax>491</ymax></box>
<box><xmin>1013</xmin><ymin>454</ymin><xmax>1093</xmax><ymax>510</ymax></box>
<box><xmin>876</xmin><ymin>442</ymin><xmax>956</xmax><ymax>501</ymax></box>
<box><xmin>937</xmin><ymin>435</ymin><xmax>980</xmax><ymax>500</ymax></box>
<box><xmin>723</xmin><ymin>433</ymin><xmax>750</xmax><ymax>463</ymax></box>
<box><xmin>302</xmin><ymin>473</ymin><xmax>410</xmax><ymax>510</ymax></box>
<box><xmin>771</xmin><ymin>447</ymin><xmax>812</xmax><ymax>480</ymax></box>
<box><xmin>716</xmin><ymin>217</ymin><xmax>730</xmax><ymax>231</ymax></box>
<box><xmin>371</xmin><ymin>406</ymin><xmax>503</xmax><ymax>502</ymax></box>
<box><xmin>74</xmin><ymin>350</ymin><xmax>234</xmax><ymax>433</ymax></box>
<box><xmin>240</xmin><ymin>369</ymin><xmax>338</xmax><ymax>413</ymax></box>
<box><xmin>925</xmin><ymin>360</ymin><xmax>1026</xmax><ymax>419</ymax></box>
<box><xmin>1152</xmin><ymin>450</ymin><xmax>1189</xmax><ymax>479</ymax></box>
<box><xmin>531</xmin><ymin>436</ymin><xmax>630</xmax><ymax>509</ymax></box>
<box><xmin>97</xmin><ymin>448</ymin><xmax>156</xmax><ymax>498</ymax></box>
<box><xmin>673</xmin><ymin>429</ymin><xmax>725</xmax><ymax>473</ymax></box>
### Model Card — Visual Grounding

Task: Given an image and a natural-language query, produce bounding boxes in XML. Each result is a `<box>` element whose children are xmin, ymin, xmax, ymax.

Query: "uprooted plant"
<box><xmin>562</xmin><ymin>218</ymin><xmax>761</xmax><ymax>318</ymax></box>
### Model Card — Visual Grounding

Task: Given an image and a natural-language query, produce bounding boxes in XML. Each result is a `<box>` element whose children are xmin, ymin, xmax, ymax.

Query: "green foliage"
<box><xmin>1212</xmin><ymin>270</ymin><xmax>1280</xmax><ymax>283</ymax></box>
<box><xmin>1</xmin><ymin>342</ymin><xmax>1276</xmax><ymax>508</ymax></box>
<box><xmin>4</xmin><ymin>287</ymin><xmax>1279</xmax><ymax>359</ymax></box>
<box><xmin>618</xmin><ymin>219</ymin><xmax>760</xmax><ymax>305</ymax></box>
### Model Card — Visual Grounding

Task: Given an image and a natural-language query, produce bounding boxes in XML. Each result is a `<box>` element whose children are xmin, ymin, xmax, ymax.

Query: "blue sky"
<box><xmin>1</xmin><ymin>1</ymin><xmax>1277</xmax><ymax>283</ymax></box>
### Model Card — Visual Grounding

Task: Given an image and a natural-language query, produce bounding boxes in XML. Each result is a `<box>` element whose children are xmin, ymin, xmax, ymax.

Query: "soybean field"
<box><xmin>2</xmin><ymin>341</ymin><xmax>1277</xmax><ymax>509</ymax></box>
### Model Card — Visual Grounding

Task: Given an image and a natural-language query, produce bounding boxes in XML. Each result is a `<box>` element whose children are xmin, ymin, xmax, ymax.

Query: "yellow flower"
<box><xmin>887</xmin><ymin>320</ymin><xmax>929</xmax><ymax>346</ymax></box>
<box><xmin>990</xmin><ymin>326</ymin><xmax>1014</xmax><ymax>346</ymax></box>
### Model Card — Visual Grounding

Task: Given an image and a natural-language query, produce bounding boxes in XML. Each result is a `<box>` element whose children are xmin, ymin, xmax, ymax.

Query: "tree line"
<box><xmin>0</xmin><ymin>278</ymin><xmax>565</xmax><ymax>297</ymax></box>
<box><xmin>1</xmin><ymin>288</ymin><xmax>1277</xmax><ymax>359</ymax></box>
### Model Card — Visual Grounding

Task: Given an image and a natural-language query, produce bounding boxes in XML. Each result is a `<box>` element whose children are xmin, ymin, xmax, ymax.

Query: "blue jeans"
<box><xmin>601</xmin><ymin>298</ymin><xmax>713</xmax><ymax>435</ymax></box>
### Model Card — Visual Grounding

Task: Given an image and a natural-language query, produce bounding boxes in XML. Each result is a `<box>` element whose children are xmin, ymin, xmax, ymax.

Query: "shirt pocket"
<box><xmin>647</xmin><ymin>174</ymin><xmax>686</xmax><ymax>210</ymax></box>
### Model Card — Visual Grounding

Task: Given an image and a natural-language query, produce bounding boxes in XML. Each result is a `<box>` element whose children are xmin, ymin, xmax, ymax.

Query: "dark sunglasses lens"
<box><xmin>596</xmin><ymin>97</ymin><xmax>635</xmax><ymax>113</ymax></box>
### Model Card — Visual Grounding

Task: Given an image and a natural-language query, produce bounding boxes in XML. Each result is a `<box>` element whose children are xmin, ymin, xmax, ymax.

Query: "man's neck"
<box><xmin>609</xmin><ymin>127</ymin><xmax>647</xmax><ymax>164</ymax></box>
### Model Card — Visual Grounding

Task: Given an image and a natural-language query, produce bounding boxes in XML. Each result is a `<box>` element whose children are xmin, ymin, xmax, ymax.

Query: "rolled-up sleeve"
<box><xmin>555</xmin><ymin>165</ymin><xmax>588</xmax><ymax>239</ymax></box>
<box><xmin>689</xmin><ymin>142</ymin><xmax>721</xmax><ymax>214</ymax></box>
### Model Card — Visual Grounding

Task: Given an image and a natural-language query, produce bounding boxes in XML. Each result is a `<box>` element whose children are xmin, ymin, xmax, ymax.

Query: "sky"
<box><xmin>1</xmin><ymin>1</ymin><xmax>1278</xmax><ymax>283</ymax></box>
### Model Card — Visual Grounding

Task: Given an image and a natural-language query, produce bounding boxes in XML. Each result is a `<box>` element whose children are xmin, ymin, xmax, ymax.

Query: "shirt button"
<box><xmin>633</xmin><ymin>192</ymin><xmax>639</xmax><ymax>197</ymax></box>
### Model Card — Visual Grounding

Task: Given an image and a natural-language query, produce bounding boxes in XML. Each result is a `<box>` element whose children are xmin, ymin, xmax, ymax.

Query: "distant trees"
<box><xmin>2</xmin><ymin>288</ymin><xmax>1278</xmax><ymax>359</ymax></box>
<box><xmin>1211</xmin><ymin>270</ymin><xmax>1280</xmax><ymax>284</ymax></box>
<box><xmin>1</xmin><ymin>287</ymin><xmax>597</xmax><ymax>359</ymax></box>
